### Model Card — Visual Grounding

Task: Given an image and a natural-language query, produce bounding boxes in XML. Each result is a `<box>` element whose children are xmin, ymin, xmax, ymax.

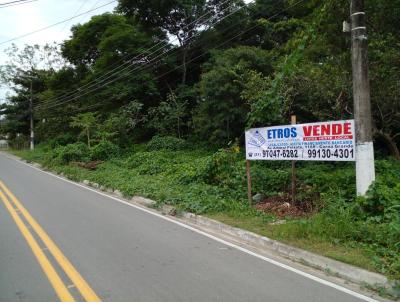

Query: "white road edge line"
<box><xmin>4</xmin><ymin>154</ymin><xmax>379</xmax><ymax>302</ymax></box>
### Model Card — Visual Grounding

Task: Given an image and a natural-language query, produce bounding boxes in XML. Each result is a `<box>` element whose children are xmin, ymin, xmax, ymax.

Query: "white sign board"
<box><xmin>245</xmin><ymin>120</ymin><xmax>355</xmax><ymax>161</ymax></box>
<box><xmin>0</xmin><ymin>139</ymin><xmax>8</xmax><ymax>148</ymax></box>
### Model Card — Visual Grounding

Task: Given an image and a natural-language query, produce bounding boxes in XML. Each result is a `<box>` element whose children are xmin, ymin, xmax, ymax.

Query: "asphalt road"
<box><xmin>0</xmin><ymin>153</ymin><xmax>379</xmax><ymax>302</ymax></box>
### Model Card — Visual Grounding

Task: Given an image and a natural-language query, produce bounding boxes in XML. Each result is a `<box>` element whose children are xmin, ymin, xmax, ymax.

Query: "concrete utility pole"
<box><xmin>350</xmin><ymin>0</ymin><xmax>375</xmax><ymax>195</ymax></box>
<box><xmin>29</xmin><ymin>79</ymin><xmax>34</xmax><ymax>150</ymax></box>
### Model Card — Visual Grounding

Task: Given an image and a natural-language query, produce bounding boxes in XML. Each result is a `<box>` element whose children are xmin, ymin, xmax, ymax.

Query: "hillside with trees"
<box><xmin>1</xmin><ymin>0</ymin><xmax>398</xmax><ymax>154</ymax></box>
<box><xmin>0</xmin><ymin>0</ymin><xmax>399</xmax><ymax>291</ymax></box>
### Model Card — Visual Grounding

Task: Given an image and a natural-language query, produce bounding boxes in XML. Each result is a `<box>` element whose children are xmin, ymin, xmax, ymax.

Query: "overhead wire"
<box><xmin>11</xmin><ymin>0</ymin><xmax>307</xmax><ymax>120</ymax></box>
<box><xmin>59</xmin><ymin>0</ymin><xmax>90</xmax><ymax>33</ymax></box>
<box><xmin>43</xmin><ymin>20</ymin><xmax>254</xmax><ymax>118</ymax></box>
<box><xmin>77</xmin><ymin>0</ymin><xmax>101</xmax><ymax>24</ymax></box>
<box><xmin>0</xmin><ymin>0</ymin><xmax>33</xmax><ymax>6</ymax></box>
<box><xmin>36</xmin><ymin>0</ymin><xmax>245</xmax><ymax>111</ymax></box>
<box><xmin>0</xmin><ymin>0</ymin><xmax>117</xmax><ymax>45</ymax></box>
<box><xmin>42</xmin><ymin>19</ymin><xmax>271</xmax><ymax>118</ymax></box>
<box><xmin>34</xmin><ymin>0</ymin><xmax>238</xmax><ymax>108</ymax></box>
<box><xmin>0</xmin><ymin>0</ymin><xmax>37</xmax><ymax>8</ymax></box>
<box><xmin>40</xmin><ymin>0</ymin><xmax>307</xmax><ymax>117</ymax></box>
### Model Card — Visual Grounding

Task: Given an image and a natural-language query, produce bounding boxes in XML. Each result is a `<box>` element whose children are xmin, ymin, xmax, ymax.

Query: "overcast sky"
<box><xmin>0</xmin><ymin>0</ymin><xmax>117</xmax><ymax>100</ymax></box>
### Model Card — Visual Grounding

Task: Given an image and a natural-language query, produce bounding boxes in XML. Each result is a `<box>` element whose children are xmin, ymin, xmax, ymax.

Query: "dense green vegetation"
<box><xmin>1</xmin><ymin>0</ymin><xmax>399</xmax><ymax>291</ymax></box>
<box><xmin>12</xmin><ymin>137</ymin><xmax>400</xmax><ymax>288</ymax></box>
<box><xmin>1</xmin><ymin>0</ymin><xmax>399</xmax><ymax>154</ymax></box>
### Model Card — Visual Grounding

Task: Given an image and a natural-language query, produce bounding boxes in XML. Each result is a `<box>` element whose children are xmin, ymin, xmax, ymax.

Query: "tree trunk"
<box><xmin>226</xmin><ymin>118</ymin><xmax>230</xmax><ymax>141</ymax></box>
<box><xmin>177</xmin><ymin>117</ymin><xmax>181</xmax><ymax>139</ymax></box>
<box><xmin>376</xmin><ymin>131</ymin><xmax>400</xmax><ymax>160</ymax></box>
<box><xmin>176</xmin><ymin>35</ymin><xmax>188</xmax><ymax>86</ymax></box>
<box><xmin>87</xmin><ymin>128</ymin><xmax>91</xmax><ymax>148</ymax></box>
<box><xmin>182</xmin><ymin>45</ymin><xmax>188</xmax><ymax>86</ymax></box>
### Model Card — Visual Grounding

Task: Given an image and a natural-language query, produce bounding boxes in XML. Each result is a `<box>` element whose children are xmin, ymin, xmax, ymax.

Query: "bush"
<box><xmin>9</xmin><ymin>135</ymin><xmax>29</xmax><ymax>150</ymax></box>
<box><xmin>146</xmin><ymin>135</ymin><xmax>187</xmax><ymax>151</ymax></box>
<box><xmin>173</xmin><ymin>158</ymin><xmax>210</xmax><ymax>185</ymax></box>
<box><xmin>126</xmin><ymin>151</ymin><xmax>177</xmax><ymax>175</ymax></box>
<box><xmin>358</xmin><ymin>180</ymin><xmax>400</xmax><ymax>221</ymax></box>
<box><xmin>47</xmin><ymin>134</ymin><xmax>75</xmax><ymax>149</ymax></box>
<box><xmin>90</xmin><ymin>140</ymin><xmax>120</xmax><ymax>161</ymax></box>
<box><xmin>356</xmin><ymin>159</ymin><xmax>400</xmax><ymax>223</ymax></box>
<box><xmin>53</xmin><ymin>142</ymin><xmax>90</xmax><ymax>164</ymax></box>
<box><xmin>198</xmin><ymin>149</ymin><xmax>245</xmax><ymax>190</ymax></box>
<box><xmin>251</xmin><ymin>166</ymin><xmax>290</xmax><ymax>196</ymax></box>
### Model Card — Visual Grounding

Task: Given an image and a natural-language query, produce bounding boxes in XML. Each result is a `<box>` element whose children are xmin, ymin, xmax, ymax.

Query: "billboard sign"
<box><xmin>245</xmin><ymin>120</ymin><xmax>355</xmax><ymax>161</ymax></box>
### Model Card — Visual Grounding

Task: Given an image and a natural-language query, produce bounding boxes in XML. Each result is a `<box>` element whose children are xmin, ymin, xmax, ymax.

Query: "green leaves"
<box><xmin>148</xmin><ymin>92</ymin><xmax>189</xmax><ymax>138</ymax></box>
<box><xmin>145</xmin><ymin>135</ymin><xmax>187</xmax><ymax>151</ymax></box>
<box><xmin>49</xmin><ymin>142</ymin><xmax>90</xmax><ymax>164</ymax></box>
<box><xmin>70</xmin><ymin>112</ymin><xmax>99</xmax><ymax>147</ymax></box>
<box><xmin>90</xmin><ymin>140</ymin><xmax>120</xmax><ymax>161</ymax></box>
<box><xmin>196</xmin><ymin>46</ymin><xmax>273</xmax><ymax>143</ymax></box>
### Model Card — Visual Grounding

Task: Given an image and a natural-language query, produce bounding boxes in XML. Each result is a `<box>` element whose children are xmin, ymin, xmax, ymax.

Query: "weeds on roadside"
<box><xmin>11</xmin><ymin>137</ymin><xmax>400</xmax><ymax>281</ymax></box>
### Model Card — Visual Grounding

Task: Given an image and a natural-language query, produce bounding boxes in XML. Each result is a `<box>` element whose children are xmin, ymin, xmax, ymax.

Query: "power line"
<box><xmin>0</xmin><ymin>0</ymin><xmax>37</xmax><ymax>8</ymax></box>
<box><xmin>46</xmin><ymin>0</ymin><xmax>307</xmax><ymax>114</ymax></box>
<box><xmin>40</xmin><ymin>0</ymin><xmax>286</xmax><ymax>112</ymax></box>
<box><xmin>13</xmin><ymin>0</ymin><xmax>273</xmax><ymax>116</ymax></box>
<box><xmin>13</xmin><ymin>0</ymin><xmax>307</xmax><ymax>120</ymax></box>
<box><xmin>0</xmin><ymin>0</ymin><xmax>33</xmax><ymax>6</ymax></box>
<box><xmin>36</xmin><ymin>0</ymin><xmax>238</xmax><ymax>108</ymax></box>
<box><xmin>77</xmin><ymin>0</ymin><xmax>101</xmax><ymax>24</ymax></box>
<box><xmin>0</xmin><ymin>0</ymin><xmax>117</xmax><ymax>45</ymax></box>
<box><xmin>37</xmin><ymin>0</ymin><xmax>246</xmax><ymax>110</ymax></box>
<box><xmin>37</xmin><ymin>1</ymin><xmax>246</xmax><ymax>109</ymax></box>
<box><xmin>43</xmin><ymin>9</ymin><xmax>285</xmax><ymax>118</ymax></box>
<box><xmin>42</xmin><ymin>34</ymin><xmax>239</xmax><ymax>118</ymax></box>
<box><xmin>59</xmin><ymin>0</ymin><xmax>90</xmax><ymax>33</ymax></box>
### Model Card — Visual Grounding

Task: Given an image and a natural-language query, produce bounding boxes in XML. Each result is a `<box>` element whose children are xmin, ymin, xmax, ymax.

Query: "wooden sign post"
<box><xmin>291</xmin><ymin>115</ymin><xmax>297</xmax><ymax>203</ymax></box>
<box><xmin>246</xmin><ymin>160</ymin><xmax>252</xmax><ymax>205</ymax></box>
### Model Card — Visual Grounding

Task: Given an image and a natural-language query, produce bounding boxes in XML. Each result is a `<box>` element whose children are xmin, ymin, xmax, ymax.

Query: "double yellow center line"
<box><xmin>0</xmin><ymin>181</ymin><xmax>101</xmax><ymax>302</ymax></box>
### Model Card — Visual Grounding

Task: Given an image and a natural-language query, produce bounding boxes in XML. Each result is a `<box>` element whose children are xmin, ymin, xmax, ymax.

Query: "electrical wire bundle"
<box><xmin>0</xmin><ymin>0</ymin><xmax>38</xmax><ymax>9</ymax></box>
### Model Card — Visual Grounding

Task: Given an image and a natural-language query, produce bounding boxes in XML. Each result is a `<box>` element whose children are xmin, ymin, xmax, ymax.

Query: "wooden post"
<box><xmin>246</xmin><ymin>160</ymin><xmax>252</xmax><ymax>205</ymax></box>
<box><xmin>291</xmin><ymin>115</ymin><xmax>296</xmax><ymax>204</ymax></box>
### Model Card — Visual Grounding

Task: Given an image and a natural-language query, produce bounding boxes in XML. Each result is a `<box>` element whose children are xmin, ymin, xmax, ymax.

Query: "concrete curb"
<box><xmin>180</xmin><ymin>212</ymin><xmax>390</xmax><ymax>289</ymax></box>
<box><xmin>131</xmin><ymin>196</ymin><xmax>156</xmax><ymax>207</ymax></box>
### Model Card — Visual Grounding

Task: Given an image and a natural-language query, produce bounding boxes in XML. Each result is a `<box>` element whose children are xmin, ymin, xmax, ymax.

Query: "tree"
<box><xmin>148</xmin><ymin>91</ymin><xmax>188</xmax><ymax>138</ymax></box>
<box><xmin>369</xmin><ymin>32</ymin><xmax>400</xmax><ymax>159</ymax></box>
<box><xmin>118</xmin><ymin>0</ymin><xmax>244</xmax><ymax>85</ymax></box>
<box><xmin>1</xmin><ymin>0</ymin><xmax>398</xmax><ymax>159</ymax></box>
<box><xmin>195</xmin><ymin>46</ymin><xmax>272</xmax><ymax>143</ymax></box>
<box><xmin>0</xmin><ymin>43</ymin><xmax>65</xmax><ymax>83</ymax></box>
<box><xmin>0</xmin><ymin>43</ymin><xmax>65</xmax><ymax>142</ymax></box>
<box><xmin>0</xmin><ymin>71</ymin><xmax>52</xmax><ymax>141</ymax></box>
<box><xmin>70</xmin><ymin>112</ymin><xmax>98</xmax><ymax>147</ymax></box>
<box><xmin>60</xmin><ymin>13</ymin><xmax>162</xmax><ymax>115</ymax></box>
<box><xmin>62</xmin><ymin>13</ymin><xmax>160</xmax><ymax>67</ymax></box>
<box><xmin>98</xmin><ymin>100</ymin><xmax>148</xmax><ymax>144</ymax></box>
